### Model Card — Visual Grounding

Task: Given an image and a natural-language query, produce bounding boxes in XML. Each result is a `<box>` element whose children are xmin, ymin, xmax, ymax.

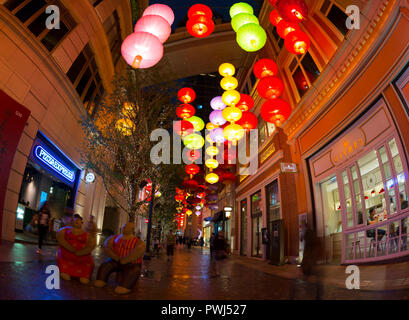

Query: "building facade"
<box><xmin>233</xmin><ymin>0</ymin><xmax>409</xmax><ymax>264</ymax></box>
<box><xmin>0</xmin><ymin>0</ymin><xmax>133</xmax><ymax>242</ymax></box>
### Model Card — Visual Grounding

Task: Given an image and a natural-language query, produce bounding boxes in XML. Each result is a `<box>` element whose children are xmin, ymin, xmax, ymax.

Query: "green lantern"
<box><xmin>229</xmin><ymin>2</ymin><xmax>253</xmax><ymax>19</ymax></box>
<box><xmin>186</xmin><ymin>116</ymin><xmax>205</xmax><ymax>132</ymax></box>
<box><xmin>231</xmin><ymin>13</ymin><xmax>259</xmax><ymax>32</ymax></box>
<box><xmin>183</xmin><ymin>133</ymin><xmax>205</xmax><ymax>150</ymax></box>
<box><xmin>236</xmin><ymin>23</ymin><xmax>267</xmax><ymax>52</ymax></box>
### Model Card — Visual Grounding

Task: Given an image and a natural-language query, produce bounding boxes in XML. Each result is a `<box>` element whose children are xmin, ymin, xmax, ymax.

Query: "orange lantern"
<box><xmin>178</xmin><ymin>87</ymin><xmax>196</xmax><ymax>104</ymax></box>
<box><xmin>285</xmin><ymin>30</ymin><xmax>310</xmax><ymax>55</ymax></box>
<box><xmin>253</xmin><ymin>58</ymin><xmax>278</xmax><ymax>79</ymax></box>
<box><xmin>176</xmin><ymin>104</ymin><xmax>195</xmax><ymax>119</ymax></box>
<box><xmin>260</xmin><ymin>99</ymin><xmax>292</xmax><ymax>126</ymax></box>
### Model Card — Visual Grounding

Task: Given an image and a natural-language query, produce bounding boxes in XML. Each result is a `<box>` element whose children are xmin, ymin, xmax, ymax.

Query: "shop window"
<box><xmin>317</xmin><ymin>175</ymin><xmax>341</xmax><ymax>236</ymax></box>
<box><xmin>266</xmin><ymin>180</ymin><xmax>280</xmax><ymax>222</ymax></box>
<box><xmin>66</xmin><ymin>44</ymin><xmax>104</xmax><ymax>115</ymax></box>
<box><xmin>251</xmin><ymin>191</ymin><xmax>262</xmax><ymax>257</ymax></box>
<box><xmin>3</xmin><ymin>0</ymin><xmax>76</xmax><ymax>52</ymax></box>
<box><xmin>320</xmin><ymin>0</ymin><xmax>349</xmax><ymax>36</ymax></box>
<box><xmin>289</xmin><ymin>52</ymin><xmax>321</xmax><ymax>99</ymax></box>
<box><xmin>257</xmin><ymin>116</ymin><xmax>276</xmax><ymax>148</ymax></box>
<box><xmin>103</xmin><ymin>10</ymin><xmax>122</xmax><ymax>67</ymax></box>
<box><xmin>240</xmin><ymin>199</ymin><xmax>247</xmax><ymax>256</ymax></box>
<box><xmin>269</xmin><ymin>25</ymin><xmax>284</xmax><ymax>55</ymax></box>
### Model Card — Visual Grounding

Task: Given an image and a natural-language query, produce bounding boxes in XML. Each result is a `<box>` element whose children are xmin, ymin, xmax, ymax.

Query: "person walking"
<box><xmin>213</xmin><ymin>231</ymin><xmax>228</xmax><ymax>277</ymax></box>
<box><xmin>37</xmin><ymin>202</ymin><xmax>51</xmax><ymax>254</ymax></box>
<box><xmin>209</xmin><ymin>233</ymin><xmax>216</xmax><ymax>260</ymax></box>
<box><xmin>166</xmin><ymin>230</ymin><xmax>176</xmax><ymax>262</ymax></box>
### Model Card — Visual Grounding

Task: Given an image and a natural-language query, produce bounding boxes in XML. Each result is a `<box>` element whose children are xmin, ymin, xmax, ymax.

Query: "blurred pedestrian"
<box><xmin>166</xmin><ymin>230</ymin><xmax>176</xmax><ymax>262</ymax></box>
<box><xmin>213</xmin><ymin>231</ymin><xmax>228</xmax><ymax>277</ymax></box>
<box><xmin>209</xmin><ymin>233</ymin><xmax>216</xmax><ymax>260</ymax></box>
<box><xmin>37</xmin><ymin>202</ymin><xmax>51</xmax><ymax>254</ymax></box>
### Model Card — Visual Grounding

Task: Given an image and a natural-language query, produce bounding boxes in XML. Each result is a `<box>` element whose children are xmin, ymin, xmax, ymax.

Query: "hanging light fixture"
<box><xmin>253</xmin><ymin>58</ymin><xmax>278</xmax><ymax>79</ymax></box>
<box><xmin>219</xmin><ymin>63</ymin><xmax>235</xmax><ymax>77</ymax></box>
<box><xmin>188</xmin><ymin>4</ymin><xmax>213</xmax><ymax>18</ymax></box>
<box><xmin>205</xmin><ymin>158</ymin><xmax>219</xmax><ymax>170</ymax></box>
<box><xmin>210</xmin><ymin>127</ymin><xmax>226</xmax><ymax>143</ymax></box>
<box><xmin>236</xmin><ymin>94</ymin><xmax>254</xmax><ymax>112</ymax></box>
<box><xmin>269</xmin><ymin>9</ymin><xmax>283</xmax><ymax>26</ymax></box>
<box><xmin>220</xmin><ymin>76</ymin><xmax>239</xmax><ymax>91</ymax></box>
<box><xmin>134</xmin><ymin>15</ymin><xmax>171</xmax><ymax>43</ymax></box>
<box><xmin>222</xmin><ymin>106</ymin><xmax>242</xmax><ymax>123</ymax></box>
<box><xmin>176</xmin><ymin>104</ymin><xmax>196</xmax><ymax>119</ymax></box>
<box><xmin>187</xmin><ymin>15</ymin><xmax>215</xmax><ymax>38</ymax></box>
<box><xmin>257</xmin><ymin>76</ymin><xmax>285</xmax><ymax>99</ymax></box>
<box><xmin>231</xmin><ymin>13</ymin><xmax>259</xmax><ymax>32</ymax></box>
<box><xmin>186</xmin><ymin>116</ymin><xmax>205</xmax><ymax>132</ymax></box>
<box><xmin>206</xmin><ymin>122</ymin><xmax>218</xmax><ymax>131</ymax></box>
<box><xmin>223</xmin><ymin>123</ymin><xmax>245</xmax><ymax>143</ymax></box>
<box><xmin>276</xmin><ymin>20</ymin><xmax>299</xmax><ymax>39</ymax></box>
<box><xmin>210</xmin><ymin>96</ymin><xmax>227</xmax><ymax>111</ymax></box>
<box><xmin>260</xmin><ymin>99</ymin><xmax>292</xmax><ymax>126</ymax></box>
<box><xmin>285</xmin><ymin>30</ymin><xmax>310</xmax><ymax>55</ymax></box>
<box><xmin>236</xmin><ymin>23</ymin><xmax>267</xmax><ymax>52</ymax></box>
<box><xmin>236</xmin><ymin>112</ymin><xmax>258</xmax><ymax>131</ymax></box>
<box><xmin>186</xmin><ymin>149</ymin><xmax>201</xmax><ymax>162</ymax></box>
<box><xmin>276</xmin><ymin>0</ymin><xmax>308</xmax><ymax>23</ymax></box>
<box><xmin>206</xmin><ymin>146</ymin><xmax>219</xmax><ymax>156</ymax></box>
<box><xmin>173</xmin><ymin>120</ymin><xmax>194</xmax><ymax>137</ymax></box>
<box><xmin>183</xmin><ymin>133</ymin><xmax>205</xmax><ymax>150</ymax></box>
<box><xmin>206</xmin><ymin>173</ymin><xmax>219</xmax><ymax>184</ymax></box>
<box><xmin>143</xmin><ymin>3</ymin><xmax>175</xmax><ymax>25</ymax></box>
<box><xmin>222</xmin><ymin>90</ymin><xmax>241</xmax><ymax>106</ymax></box>
<box><xmin>210</xmin><ymin>110</ymin><xmax>227</xmax><ymax>126</ymax></box>
<box><xmin>230</xmin><ymin>2</ymin><xmax>254</xmax><ymax>19</ymax></box>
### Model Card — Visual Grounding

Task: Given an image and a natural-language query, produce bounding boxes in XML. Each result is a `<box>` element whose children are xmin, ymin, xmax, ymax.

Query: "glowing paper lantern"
<box><xmin>206</xmin><ymin>122</ymin><xmax>218</xmax><ymax>130</ymax></box>
<box><xmin>187</xmin><ymin>149</ymin><xmax>201</xmax><ymax>162</ymax></box>
<box><xmin>174</xmin><ymin>120</ymin><xmax>194</xmax><ymax>137</ymax></box>
<box><xmin>285</xmin><ymin>30</ymin><xmax>310</xmax><ymax>55</ymax></box>
<box><xmin>188</xmin><ymin>4</ymin><xmax>213</xmax><ymax>18</ymax></box>
<box><xmin>210</xmin><ymin>110</ymin><xmax>227</xmax><ymax>126</ymax></box>
<box><xmin>230</xmin><ymin>2</ymin><xmax>254</xmax><ymax>19</ymax></box>
<box><xmin>210</xmin><ymin>96</ymin><xmax>226</xmax><ymax>111</ymax></box>
<box><xmin>186</xmin><ymin>209</ymin><xmax>193</xmax><ymax>216</ymax></box>
<box><xmin>134</xmin><ymin>15</ymin><xmax>171</xmax><ymax>43</ymax></box>
<box><xmin>210</xmin><ymin>127</ymin><xmax>226</xmax><ymax>143</ymax></box>
<box><xmin>186</xmin><ymin>116</ymin><xmax>205</xmax><ymax>132</ymax></box>
<box><xmin>206</xmin><ymin>173</ymin><xmax>219</xmax><ymax>184</ymax></box>
<box><xmin>206</xmin><ymin>133</ymin><xmax>214</xmax><ymax>144</ymax></box>
<box><xmin>236</xmin><ymin>23</ymin><xmax>267</xmax><ymax>52</ymax></box>
<box><xmin>121</xmin><ymin>32</ymin><xmax>163</xmax><ymax>69</ymax></box>
<box><xmin>269</xmin><ymin>9</ymin><xmax>283</xmax><ymax>26</ymax></box>
<box><xmin>178</xmin><ymin>87</ymin><xmax>196</xmax><ymax>104</ymax></box>
<box><xmin>185</xmin><ymin>163</ymin><xmax>200</xmax><ymax>176</ymax></box>
<box><xmin>187</xmin><ymin>15</ymin><xmax>215</xmax><ymax>38</ymax></box>
<box><xmin>220</xmin><ymin>76</ymin><xmax>239</xmax><ymax>91</ymax></box>
<box><xmin>143</xmin><ymin>3</ymin><xmax>175</xmax><ymax>25</ymax></box>
<box><xmin>236</xmin><ymin>112</ymin><xmax>258</xmax><ymax>131</ymax></box>
<box><xmin>231</xmin><ymin>13</ymin><xmax>259</xmax><ymax>32</ymax></box>
<box><xmin>115</xmin><ymin>118</ymin><xmax>135</xmax><ymax>136</ymax></box>
<box><xmin>294</xmin><ymin>69</ymin><xmax>314</xmax><ymax>91</ymax></box>
<box><xmin>176</xmin><ymin>104</ymin><xmax>195</xmax><ymax>119</ymax></box>
<box><xmin>253</xmin><ymin>58</ymin><xmax>278</xmax><ymax>79</ymax></box>
<box><xmin>183</xmin><ymin>133</ymin><xmax>205</xmax><ymax>150</ymax></box>
<box><xmin>195</xmin><ymin>211</ymin><xmax>201</xmax><ymax>216</ymax></box>
<box><xmin>222</xmin><ymin>90</ymin><xmax>241</xmax><ymax>106</ymax></box>
<box><xmin>257</xmin><ymin>76</ymin><xmax>284</xmax><ymax>99</ymax></box>
<box><xmin>206</xmin><ymin>146</ymin><xmax>219</xmax><ymax>156</ymax></box>
<box><xmin>260</xmin><ymin>99</ymin><xmax>292</xmax><ymax>126</ymax></box>
<box><xmin>236</xmin><ymin>94</ymin><xmax>254</xmax><ymax>112</ymax></box>
<box><xmin>219</xmin><ymin>63</ymin><xmax>235</xmax><ymax>77</ymax></box>
<box><xmin>223</xmin><ymin>123</ymin><xmax>245</xmax><ymax>142</ymax></box>
<box><xmin>276</xmin><ymin>0</ymin><xmax>308</xmax><ymax>23</ymax></box>
<box><xmin>205</xmin><ymin>158</ymin><xmax>219</xmax><ymax>169</ymax></box>
<box><xmin>276</xmin><ymin>20</ymin><xmax>299</xmax><ymax>39</ymax></box>
<box><xmin>222</xmin><ymin>106</ymin><xmax>242</xmax><ymax>123</ymax></box>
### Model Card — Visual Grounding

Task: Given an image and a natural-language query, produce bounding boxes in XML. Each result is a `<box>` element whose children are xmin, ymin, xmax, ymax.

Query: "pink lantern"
<box><xmin>210</xmin><ymin>128</ymin><xmax>226</xmax><ymax>143</ymax></box>
<box><xmin>121</xmin><ymin>32</ymin><xmax>163</xmax><ymax>69</ymax></box>
<box><xmin>134</xmin><ymin>15</ymin><xmax>171</xmax><ymax>43</ymax></box>
<box><xmin>209</xmin><ymin>110</ymin><xmax>227</xmax><ymax>126</ymax></box>
<box><xmin>210</xmin><ymin>96</ymin><xmax>226</xmax><ymax>111</ymax></box>
<box><xmin>143</xmin><ymin>4</ymin><xmax>175</xmax><ymax>26</ymax></box>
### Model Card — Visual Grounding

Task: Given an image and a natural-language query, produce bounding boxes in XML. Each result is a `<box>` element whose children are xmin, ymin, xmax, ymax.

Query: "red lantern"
<box><xmin>253</xmin><ymin>58</ymin><xmax>278</xmax><ymax>79</ymax></box>
<box><xmin>222</xmin><ymin>171</ymin><xmax>236</xmax><ymax>184</ymax></box>
<box><xmin>186</xmin><ymin>149</ymin><xmax>201</xmax><ymax>162</ymax></box>
<box><xmin>293</xmin><ymin>69</ymin><xmax>314</xmax><ymax>91</ymax></box>
<box><xmin>188</xmin><ymin>4</ymin><xmax>213</xmax><ymax>19</ymax></box>
<box><xmin>257</xmin><ymin>77</ymin><xmax>284</xmax><ymax>99</ymax></box>
<box><xmin>285</xmin><ymin>30</ymin><xmax>310</xmax><ymax>55</ymax></box>
<box><xmin>175</xmin><ymin>194</ymin><xmax>184</xmax><ymax>202</ymax></box>
<box><xmin>185</xmin><ymin>163</ymin><xmax>200</xmax><ymax>176</ymax></box>
<box><xmin>276</xmin><ymin>0</ymin><xmax>308</xmax><ymax>23</ymax></box>
<box><xmin>187</xmin><ymin>15</ymin><xmax>214</xmax><ymax>38</ymax></box>
<box><xmin>260</xmin><ymin>99</ymin><xmax>292</xmax><ymax>126</ymax></box>
<box><xmin>178</xmin><ymin>87</ymin><xmax>196</xmax><ymax>104</ymax></box>
<box><xmin>236</xmin><ymin>94</ymin><xmax>254</xmax><ymax>112</ymax></box>
<box><xmin>176</xmin><ymin>104</ymin><xmax>195</xmax><ymax>119</ymax></box>
<box><xmin>276</xmin><ymin>20</ymin><xmax>299</xmax><ymax>39</ymax></box>
<box><xmin>134</xmin><ymin>15</ymin><xmax>171</xmax><ymax>43</ymax></box>
<box><xmin>268</xmin><ymin>0</ymin><xmax>278</xmax><ymax>6</ymax></box>
<box><xmin>236</xmin><ymin>112</ymin><xmax>258</xmax><ymax>131</ymax></box>
<box><xmin>174</xmin><ymin>120</ymin><xmax>194</xmax><ymax>137</ymax></box>
<box><xmin>269</xmin><ymin>9</ymin><xmax>283</xmax><ymax>27</ymax></box>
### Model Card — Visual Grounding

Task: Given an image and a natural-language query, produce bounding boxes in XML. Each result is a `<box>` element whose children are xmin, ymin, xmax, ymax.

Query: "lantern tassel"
<box><xmin>132</xmin><ymin>55</ymin><xmax>143</xmax><ymax>69</ymax></box>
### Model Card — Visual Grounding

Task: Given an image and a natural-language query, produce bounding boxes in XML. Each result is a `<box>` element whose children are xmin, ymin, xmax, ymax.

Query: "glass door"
<box><xmin>240</xmin><ymin>199</ymin><xmax>247</xmax><ymax>256</ymax></box>
<box><xmin>266</xmin><ymin>180</ymin><xmax>280</xmax><ymax>260</ymax></box>
<box><xmin>251</xmin><ymin>191</ymin><xmax>262</xmax><ymax>257</ymax></box>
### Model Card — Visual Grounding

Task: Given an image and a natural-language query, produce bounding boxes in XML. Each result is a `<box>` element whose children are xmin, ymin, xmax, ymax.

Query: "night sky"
<box><xmin>149</xmin><ymin>0</ymin><xmax>263</xmax><ymax>30</ymax></box>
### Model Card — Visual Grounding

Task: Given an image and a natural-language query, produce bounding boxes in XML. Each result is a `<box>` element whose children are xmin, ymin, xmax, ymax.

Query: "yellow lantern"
<box><xmin>206</xmin><ymin>122</ymin><xmax>218</xmax><ymax>131</ymax></box>
<box><xmin>220</xmin><ymin>76</ymin><xmax>238</xmax><ymax>91</ymax></box>
<box><xmin>223</xmin><ymin>123</ymin><xmax>245</xmax><ymax>142</ymax></box>
<box><xmin>205</xmin><ymin>158</ymin><xmax>219</xmax><ymax>169</ymax></box>
<box><xmin>122</xmin><ymin>102</ymin><xmax>137</xmax><ymax>118</ymax></box>
<box><xmin>219</xmin><ymin>63</ymin><xmax>235</xmax><ymax>77</ymax></box>
<box><xmin>206</xmin><ymin>134</ymin><xmax>214</xmax><ymax>144</ymax></box>
<box><xmin>183</xmin><ymin>133</ymin><xmax>205</xmax><ymax>150</ymax></box>
<box><xmin>222</xmin><ymin>90</ymin><xmax>241</xmax><ymax>106</ymax></box>
<box><xmin>206</xmin><ymin>146</ymin><xmax>219</xmax><ymax>156</ymax></box>
<box><xmin>115</xmin><ymin>118</ymin><xmax>135</xmax><ymax>136</ymax></box>
<box><xmin>186</xmin><ymin>209</ymin><xmax>193</xmax><ymax>216</ymax></box>
<box><xmin>222</xmin><ymin>106</ymin><xmax>242</xmax><ymax>123</ymax></box>
<box><xmin>206</xmin><ymin>173</ymin><xmax>219</xmax><ymax>184</ymax></box>
<box><xmin>186</xmin><ymin>116</ymin><xmax>205</xmax><ymax>132</ymax></box>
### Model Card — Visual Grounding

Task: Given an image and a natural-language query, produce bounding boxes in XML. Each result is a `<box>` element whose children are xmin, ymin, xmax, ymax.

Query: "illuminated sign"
<box><xmin>281</xmin><ymin>163</ymin><xmax>297</xmax><ymax>173</ymax></box>
<box><xmin>34</xmin><ymin>146</ymin><xmax>75</xmax><ymax>182</ymax></box>
<box><xmin>85</xmin><ymin>172</ymin><xmax>96</xmax><ymax>183</ymax></box>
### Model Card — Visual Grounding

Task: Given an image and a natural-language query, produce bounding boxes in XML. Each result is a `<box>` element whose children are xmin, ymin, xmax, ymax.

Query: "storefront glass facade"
<box><xmin>240</xmin><ymin>199</ymin><xmax>247</xmax><ymax>256</ymax></box>
<box><xmin>310</xmin><ymin>100</ymin><xmax>409</xmax><ymax>263</ymax></box>
<box><xmin>251</xmin><ymin>191</ymin><xmax>262</xmax><ymax>257</ymax></box>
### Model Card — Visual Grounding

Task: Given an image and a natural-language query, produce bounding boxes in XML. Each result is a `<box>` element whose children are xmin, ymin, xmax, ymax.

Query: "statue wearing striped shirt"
<box><xmin>94</xmin><ymin>222</ymin><xmax>146</xmax><ymax>294</ymax></box>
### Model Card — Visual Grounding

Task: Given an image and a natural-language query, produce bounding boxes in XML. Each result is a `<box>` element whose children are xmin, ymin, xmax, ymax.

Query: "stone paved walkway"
<box><xmin>1</xmin><ymin>241</ymin><xmax>409</xmax><ymax>299</ymax></box>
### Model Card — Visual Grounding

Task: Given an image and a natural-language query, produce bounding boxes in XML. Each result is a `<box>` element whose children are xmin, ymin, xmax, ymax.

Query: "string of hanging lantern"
<box><xmin>268</xmin><ymin>0</ymin><xmax>311</xmax><ymax>55</ymax></box>
<box><xmin>187</xmin><ymin>4</ymin><xmax>215</xmax><ymax>38</ymax></box>
<box><xmin>121</xmin><ymin>4</ymin><xmax>174</xmax><ymax>69</ymax></box>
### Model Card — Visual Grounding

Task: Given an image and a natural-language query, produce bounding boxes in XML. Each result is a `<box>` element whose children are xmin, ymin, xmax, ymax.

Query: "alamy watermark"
<box><xmin>345</xmin><ymin>265</ymin><xmax>360</xmax><ymax>290</ymax></box>
<box><xmin>45</xmin><ymin>5</ymin><xmax>60</xmax><ymax>30</ymax></box>
<box><xmin>346</xmin><ymin>5</ymin><xmax>360</xmax><ymax>30</ymax></box>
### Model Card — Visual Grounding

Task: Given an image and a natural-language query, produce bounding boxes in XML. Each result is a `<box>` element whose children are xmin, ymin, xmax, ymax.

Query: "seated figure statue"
<box><xmin>94</xmin><ymin>221</ymin><xmax>146</xmax><ymax>294</ymax></box>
